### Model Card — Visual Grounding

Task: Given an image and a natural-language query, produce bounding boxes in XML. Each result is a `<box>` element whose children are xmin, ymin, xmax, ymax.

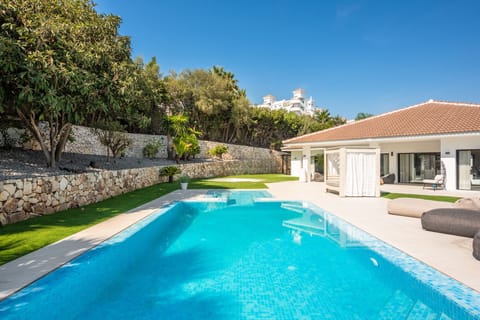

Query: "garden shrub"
<box><xmin>208</xmin><ymin>145</ymin><xmax>228</xmax><ymax>159</ymax></box>
<box><xmin>143</xmin><ymin>139</ymin><xmax>162</xmax><ymax>158</ymax></box>
<box><xmin>159</xmin><ymin>166</ymin><xmax>181</xmax><ymax>183</ymax></box>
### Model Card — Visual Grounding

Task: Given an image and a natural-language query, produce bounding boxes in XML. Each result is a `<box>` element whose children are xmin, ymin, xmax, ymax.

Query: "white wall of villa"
<box><xmin>287</xmin><ymin>135</ymin><xmax>480</xmax><ymax>191</ymax></box>
<box><xmin>441</xmin><ymin>135</ymin><xmax>480</xmax><ymax>190</ymax></box>
<box><xmin>291</xmin><ymin>151</ymin><xmax>303</xmax><ymax>178</ymax></box>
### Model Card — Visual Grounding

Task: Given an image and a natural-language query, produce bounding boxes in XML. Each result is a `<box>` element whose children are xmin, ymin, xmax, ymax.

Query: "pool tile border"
<box><xmin>304</xmin><ymin>202</ymin><xmax>480</xmax><ymax>318</ymax></box>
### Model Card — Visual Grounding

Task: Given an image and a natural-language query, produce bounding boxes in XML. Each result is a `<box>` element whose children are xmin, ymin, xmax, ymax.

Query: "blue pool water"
<box><xmin>1</xmin><ymin>191</ymin><xmax>480</xmax><ymax>319</ymax></box>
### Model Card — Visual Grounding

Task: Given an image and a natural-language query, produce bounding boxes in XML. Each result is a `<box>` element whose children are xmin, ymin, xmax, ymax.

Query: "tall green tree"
<box><xmin>355</xmin><ymin>112</ymin><xmax>374</xmax><ymax>121</ymax></box>
<box><xmin>0</xmin><ymin>0</ymin><xmax>132</xmax><ymax>167</ymax></box>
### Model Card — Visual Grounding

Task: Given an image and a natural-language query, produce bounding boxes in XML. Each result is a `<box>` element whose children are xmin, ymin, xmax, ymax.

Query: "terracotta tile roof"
<box><xmin>283</xmin><ymin>100</ymin><xmax>480</xmax><ymax>145</ymax></box>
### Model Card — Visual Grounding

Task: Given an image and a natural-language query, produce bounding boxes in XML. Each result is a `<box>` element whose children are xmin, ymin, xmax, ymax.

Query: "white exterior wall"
<box><xmin>290</xmin><ymin>151</ymin><xmax>303</xmax><ymax>177</ymax></box>
<box><xmin>441</xmin><ymin>136</ymin><xmax>480</xmax><ymax>190</ymax></box>
<box><xmin>288</xmin><ymin>134</ymin><xmax>480</xmax><ymax>190</ymax></box>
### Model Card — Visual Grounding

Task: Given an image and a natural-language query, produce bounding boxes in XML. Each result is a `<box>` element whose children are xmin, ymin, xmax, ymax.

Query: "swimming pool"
<box><xmin>1</xmin><ymin>191</ymin><xmax>480</xmax><ymax>319</ymax></box>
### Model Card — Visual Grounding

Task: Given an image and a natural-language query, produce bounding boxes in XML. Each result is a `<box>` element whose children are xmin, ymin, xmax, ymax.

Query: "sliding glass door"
<box><xmin>398</xmin><ymin>153</ymin><xmax>440</xmax><ymax>183</ymax></box>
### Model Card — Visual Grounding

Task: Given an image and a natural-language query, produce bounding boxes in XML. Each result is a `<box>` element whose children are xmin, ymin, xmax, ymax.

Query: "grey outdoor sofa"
<box><xmin>474</xmin><ymin>231</ymin><xmax>480</xmax><ymax>260</ymax></box>
<box><xmin>421</xmin><ymin>208</ymin><xmax>480</xmax><ymax>238</ymax></box>
<box><xmin>421</xmin><ymin>208</ymin><xmax>480</xmax><ymax>260</ymax></box>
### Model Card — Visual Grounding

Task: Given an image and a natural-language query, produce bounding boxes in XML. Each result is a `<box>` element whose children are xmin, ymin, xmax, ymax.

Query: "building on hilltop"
<box><xmin>255</xmin><ymin>88</ymin><xmax>319</xmax><ymax>116</ymax></box>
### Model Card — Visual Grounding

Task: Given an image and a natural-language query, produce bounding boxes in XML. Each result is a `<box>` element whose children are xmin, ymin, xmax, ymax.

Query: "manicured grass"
<box><xmin>0</xmin><ymin>182</ymin><xmax>178</xmax><ymax>266</ymax></box>
<box><xmin>0</xmin><ymin>174</ymin><xmax>296</xmax><ymax>265</ymax></box>
<box><xmin>189</xmin><ymin>174</ymin><xmax>298</xmax><ymax>189</ymax></box>
<box><xmin>381</xmin><ymin>192</ymin><xmax>461</xmax><ymax>203</ymax></box>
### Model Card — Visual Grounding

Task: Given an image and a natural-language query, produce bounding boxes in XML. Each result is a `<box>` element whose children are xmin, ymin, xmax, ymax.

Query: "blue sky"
<box><xmin>95</xmin><ymin>0</ymin><xmax>480</xmax><ymax>119</ymax></box>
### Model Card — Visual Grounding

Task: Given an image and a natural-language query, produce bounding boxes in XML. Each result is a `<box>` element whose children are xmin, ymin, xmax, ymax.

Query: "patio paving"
<box><xmin>381</xmin><ymin>183</ymin><xmax>480</xmax><ymax>197</ymax></box>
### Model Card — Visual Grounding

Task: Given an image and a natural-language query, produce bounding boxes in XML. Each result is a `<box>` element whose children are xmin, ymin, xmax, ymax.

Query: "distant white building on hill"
<box><xmin>255</xmin><ymin>88</ymin><xmax>319</xmax><ymax>116</ymax></box>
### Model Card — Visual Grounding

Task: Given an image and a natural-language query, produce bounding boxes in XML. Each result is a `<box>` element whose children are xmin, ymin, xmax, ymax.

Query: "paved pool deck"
<box><xmin>1</xmin><ymin>182</ymin><xmax>479</xmax><ymax>301</ymax></box>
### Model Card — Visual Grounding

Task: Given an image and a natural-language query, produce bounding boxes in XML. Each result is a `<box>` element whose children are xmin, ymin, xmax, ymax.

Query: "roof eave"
<box><xmin>283</xmin><ymin>131</ymin><xmax>480</xmax><ymax>148</ymax></box>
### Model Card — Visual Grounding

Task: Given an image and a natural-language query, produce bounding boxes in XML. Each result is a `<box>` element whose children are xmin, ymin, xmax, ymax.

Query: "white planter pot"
<box><xmin>180</xmin><ymin>182</ymin><xmax>188</xmax><ymax>190</ymax></box>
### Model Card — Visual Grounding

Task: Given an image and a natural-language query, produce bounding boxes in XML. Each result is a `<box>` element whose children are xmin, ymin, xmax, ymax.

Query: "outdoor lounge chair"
<box><xmin>422</xmin><ymin>175</ymin><xmax>444</xmax><ymax>190</ymax></box>
<box><xmin>421</xmin><ymin>208</ymin><xmax>480</xmax><ymax>238</ymax></box>
<box><xmin>381</xmin><ymin>173</ymin><xmax>395</xmax><ymax>184</ymax></box>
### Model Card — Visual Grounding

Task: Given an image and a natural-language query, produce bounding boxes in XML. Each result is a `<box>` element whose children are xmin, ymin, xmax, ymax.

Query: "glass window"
<box><xmin>380</xmin><ymin>153</ymin><xmax>389</xmax><ymax>176</ymax></box>
<box><xmin>398</xmin><ymin>152</ymin><xmax>440</xmax><ymax>183</ymax></box>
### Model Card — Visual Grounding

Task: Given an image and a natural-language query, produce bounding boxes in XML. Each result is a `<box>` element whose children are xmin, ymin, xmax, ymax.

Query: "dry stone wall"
<box><xmin>0</xmin><ymin>159</ymin><xmax>281</xmax><ymax>225</ymax></box>
<box><xmin>5</xmin><ymin>124</ymin><xmax>275</xmax><ymax>161</ymax></box>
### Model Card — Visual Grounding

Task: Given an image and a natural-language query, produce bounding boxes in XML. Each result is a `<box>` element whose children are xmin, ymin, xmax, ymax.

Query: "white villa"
<box><xmin>282</xmin><ymin>100</ymin><xmax>480</xmax><ymax>194</ymax></box>
<box><xmin>256</xmin><ymin>88</ymin><xmax>318</xmax><ymax>116</ymax></box>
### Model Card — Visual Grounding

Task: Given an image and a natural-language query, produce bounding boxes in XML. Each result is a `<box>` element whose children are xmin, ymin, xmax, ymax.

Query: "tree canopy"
<box><xmin>355</xmin><ymin>112</ymin><xmax>374</xmax><ymax>121</ymax></box>
<box><xmin>0</xmin><ymin>0</ymin><xmax>134</xmax><ymax>166</ymax></box>
<box><xmin>0</xmin><ymin>0</ymin><xmax>347</xmax><ymax>167</ymax></box>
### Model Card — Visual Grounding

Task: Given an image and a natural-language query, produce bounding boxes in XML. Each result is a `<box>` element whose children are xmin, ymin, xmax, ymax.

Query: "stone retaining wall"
<box><xmin>0</xmin><ymin>159</ymin><xmax>281</xmax><ymax>225</ymax></box>
<box><xmin>4</xmin><ymin>124</ymin><xmax>275</xmax><ymax>161</ymax></box>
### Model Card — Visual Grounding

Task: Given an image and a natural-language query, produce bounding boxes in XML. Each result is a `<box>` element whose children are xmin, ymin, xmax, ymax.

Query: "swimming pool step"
<box><xmin>406</xmin><ymin>301</ymin><xmax>438</xmax><ymax>320</ymax></box>
<box><xmin>378</xmin><ymin>291</ymin><xmax>452</xmax><ymax>320</ymax></box>
<box><xmin>378</xmin><ymin>290</ymin><xmax>414</xmax><ymax>319</ymax></box>
<box><xmin>280</xmin><ymin>203</ymin><xmax>306</xmax><ymax>214</ymax></box>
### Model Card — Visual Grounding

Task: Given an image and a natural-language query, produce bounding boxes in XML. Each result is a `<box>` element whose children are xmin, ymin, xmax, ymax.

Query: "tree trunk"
<box><xmin>16</xmin><ymin>108</ymin><xmax>53</xmax><ymax>166</ymax></box>
<box><xmin>55</xmin><ymin>123</ymin><xmax>72</xmax><ymax>163</ymax></box>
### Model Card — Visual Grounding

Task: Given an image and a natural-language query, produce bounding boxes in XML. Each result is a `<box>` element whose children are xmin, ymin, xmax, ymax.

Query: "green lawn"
<box><xmin>0</xmin><ymin>174</ymin><xmax>296</xmax><ymax>265</ymax></box>
<box><xmin>189</xmin><ymin>174</ymin><xmax>298</xmax><ymax>189</ymax></box>
<box><xmin>381</xmin><ymin>192</ymin><xmax>460</xmax><ymax>203</ymax></box>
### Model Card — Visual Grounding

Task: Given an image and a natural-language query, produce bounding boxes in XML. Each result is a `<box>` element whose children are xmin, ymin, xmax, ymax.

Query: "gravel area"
<box><xmin>0</xmin><ymin>148</ymin><xmax>207</xmax><ymax>181</ymax></box>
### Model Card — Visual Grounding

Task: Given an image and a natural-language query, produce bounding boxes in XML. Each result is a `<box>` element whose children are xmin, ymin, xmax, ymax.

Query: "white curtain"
<box><xmin>345</xmin><ymin>152</ymin><xmax>377</xmax><ymax>196</ymax></box>
<box><xmin>327</xmin><ymin>153</ymin><xmax>340</xmax><ymax>177</ymax></box>
<box><xmin>399</xmin><ymin>154</ymin><xmax>415</xmax><ymax>183</ymax></box>
<box><xmin>458</xmin><ymin>151</ymin><xmax>471</xmax><ymax>190</ymax></box>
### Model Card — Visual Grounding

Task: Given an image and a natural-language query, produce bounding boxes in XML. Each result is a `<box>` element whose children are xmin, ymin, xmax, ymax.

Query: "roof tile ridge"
<box><xmin>352</xmin><ymin>100</ymin><xmax>434</xmax><ymax>123</ymax></box>
<box><xmin>429</xmin><ymin>100</ymin><xmax>480</xmax><ymax>107</ymax></box>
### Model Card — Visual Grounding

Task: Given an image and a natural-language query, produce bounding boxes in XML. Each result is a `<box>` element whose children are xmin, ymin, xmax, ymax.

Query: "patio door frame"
<box><xmin>397</xmin><ymin>152</ymin><xmax>440</xmax><ymax>184</ymax></box>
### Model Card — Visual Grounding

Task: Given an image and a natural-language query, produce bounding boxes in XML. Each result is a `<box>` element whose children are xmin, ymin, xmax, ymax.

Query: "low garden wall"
<box><xmin>0</xmin><ymin>159</ymin><xmax>281</xmax><ymax>225</ymax></box>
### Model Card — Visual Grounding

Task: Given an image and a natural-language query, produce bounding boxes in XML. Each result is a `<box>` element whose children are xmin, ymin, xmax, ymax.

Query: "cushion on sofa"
<box><xmin>453</xmin><ymin>197</ymin><xmax>480</xmax><ymax>210</ymax></box>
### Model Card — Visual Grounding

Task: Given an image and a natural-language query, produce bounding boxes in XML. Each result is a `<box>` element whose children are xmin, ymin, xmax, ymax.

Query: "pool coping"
<box><xmin>302</xmin><ymin>202</ymin><xmax>480</xmax><ymax>318</ymax></box>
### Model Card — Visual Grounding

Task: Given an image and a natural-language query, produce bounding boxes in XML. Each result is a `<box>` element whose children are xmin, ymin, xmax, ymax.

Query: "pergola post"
<box><xmin>302</xmin><ymin>146</ymin><xmax>311</xmax><ymax>182</ymax></box>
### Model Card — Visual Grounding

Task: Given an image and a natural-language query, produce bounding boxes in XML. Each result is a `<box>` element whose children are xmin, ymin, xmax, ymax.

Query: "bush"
<box><xmin>0</xmin><ymin>126</ymin><xmax>15</xmax><ymax>149</ymax></box>
<box><xmin>178</xmin><ymin>175</ymin><xmax>191</xmax><ymax>183</ymax></box>
<box><xmin>92</xmin><ymin>121</ymin><xmax>132</xmax><ymax>160</ymax></box>
<box><xmin>208</xmin><ymin>145</ymin><xmax>228</xmax><ymax>159</ymax></box>
<box><xmin>143</xmin><ymin>139</ymin><xmax>162</xmax><ymax>158</ymax></box>
<box><xmin>159</xmin><ymin>166</ymin><xmax>181</xmax><ymax>183</ymax></box>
